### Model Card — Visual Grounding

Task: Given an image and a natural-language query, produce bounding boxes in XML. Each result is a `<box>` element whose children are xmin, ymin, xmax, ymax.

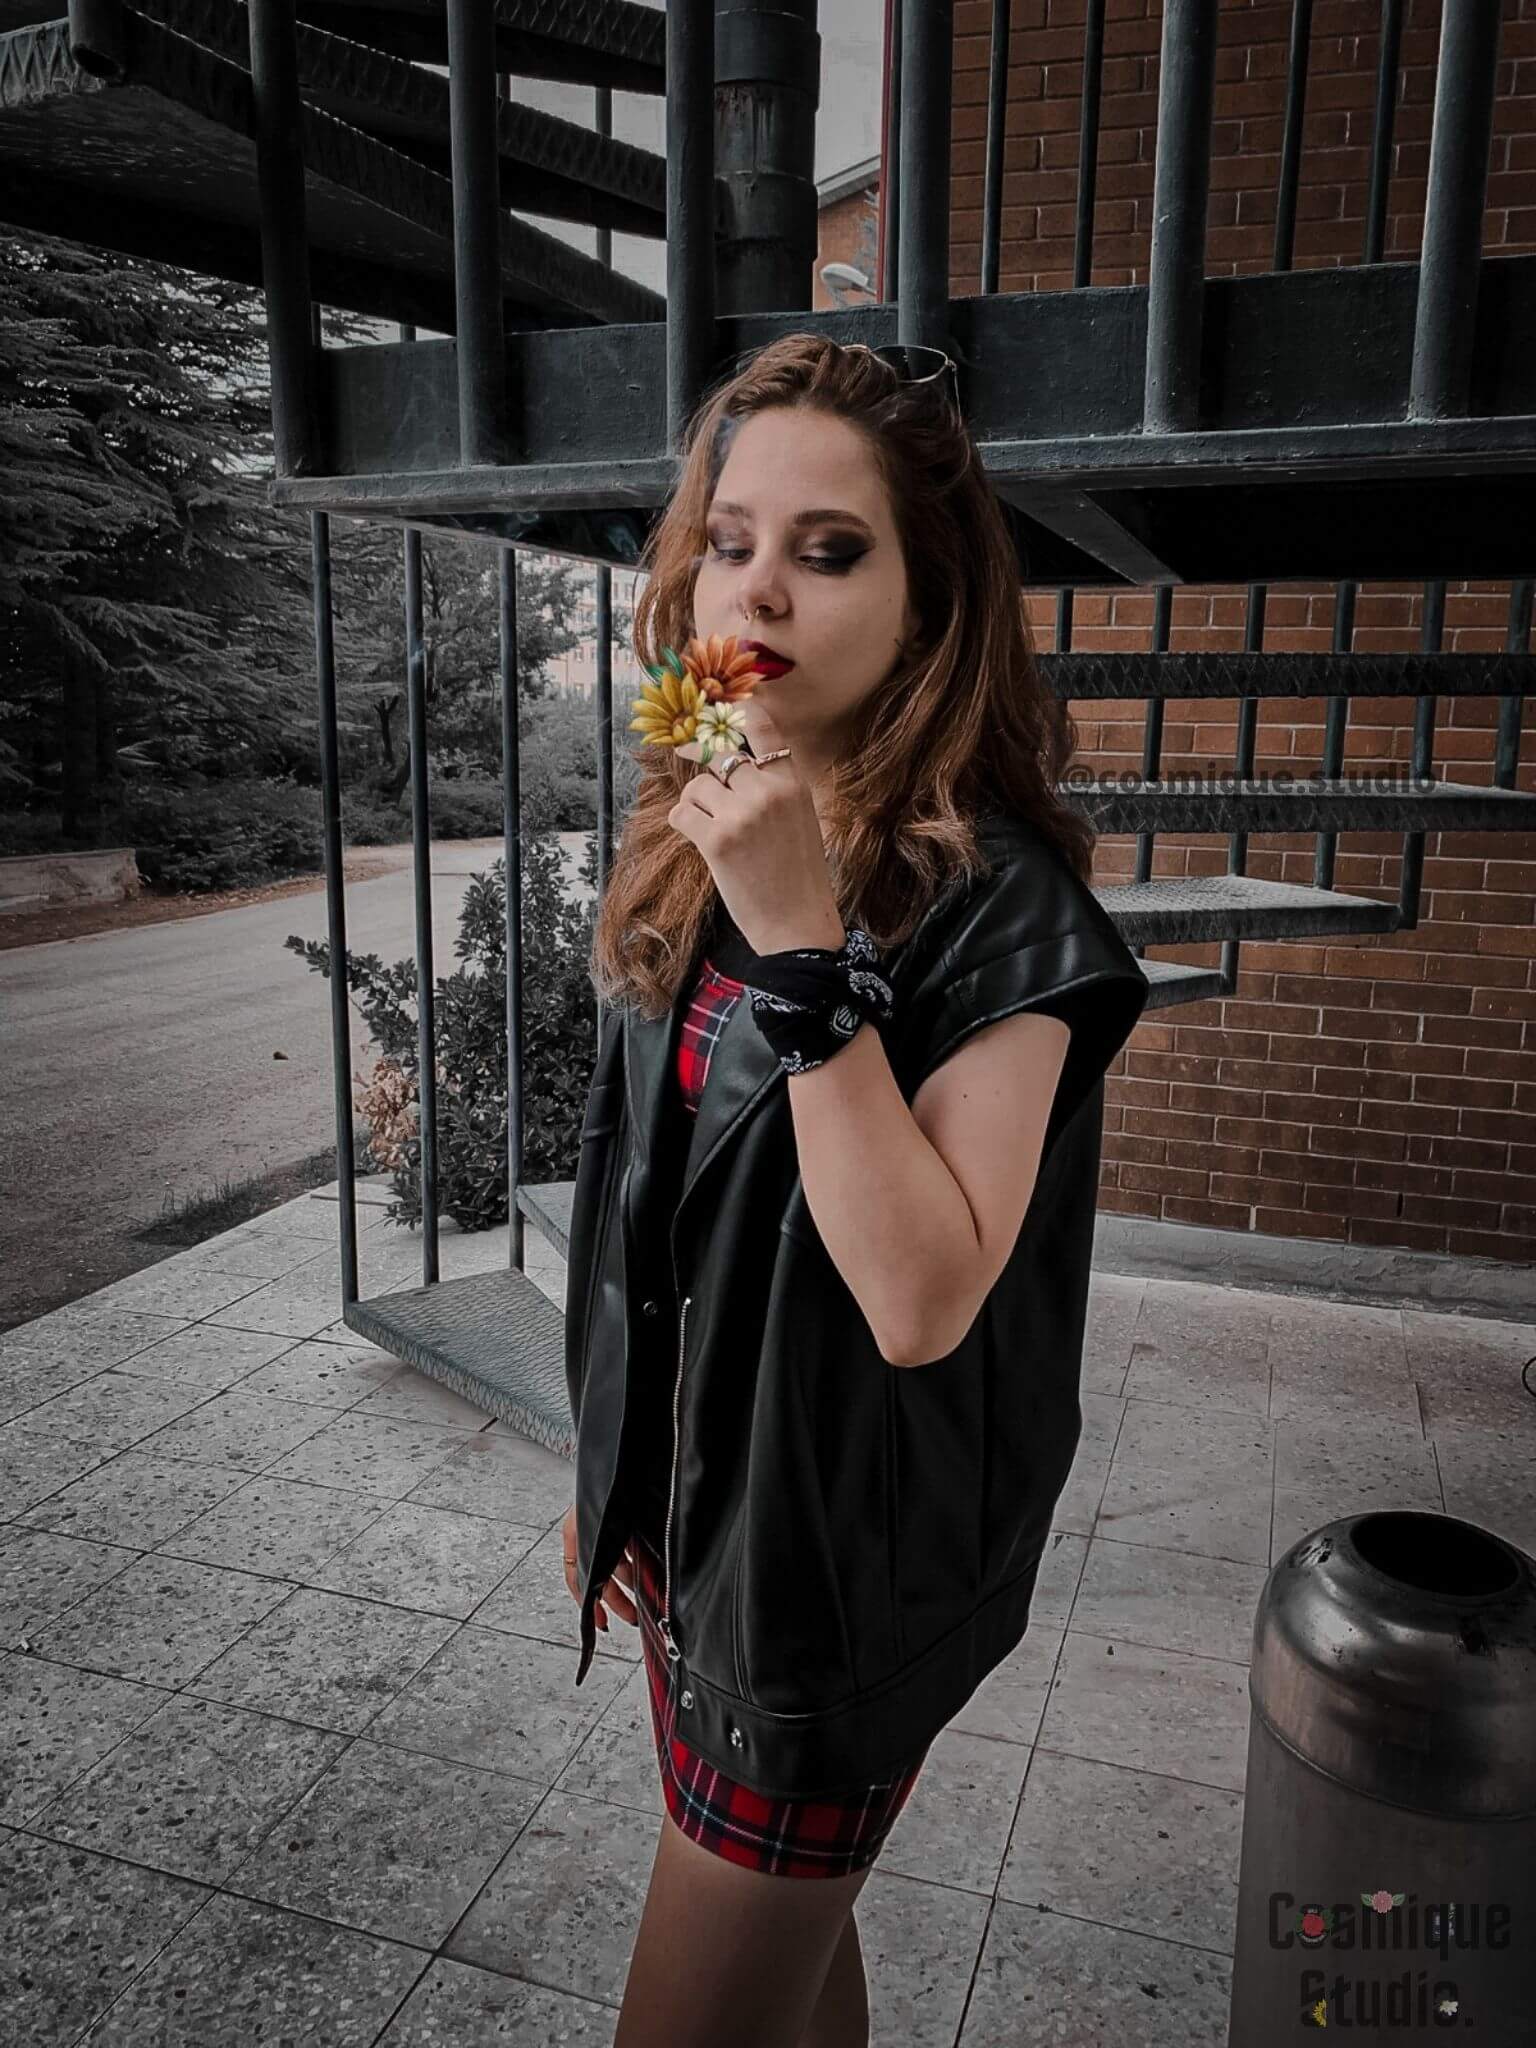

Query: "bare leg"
<box><xmin>614</xmin><ymin>1811</ymin><xmax>874</xmax><ymax>2048</ymax></box>
<box><xmin>798</xmin><ymin>1909</ymin><xmax>870</xmax><ymax>2048</ymax></box>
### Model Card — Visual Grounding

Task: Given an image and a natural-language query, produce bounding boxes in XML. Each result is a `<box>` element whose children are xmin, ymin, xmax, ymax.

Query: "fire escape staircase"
<box><xmin>2</xmin><ymin>0</ymin><xmax>1532</xmax><ymax>1450</ymax></box>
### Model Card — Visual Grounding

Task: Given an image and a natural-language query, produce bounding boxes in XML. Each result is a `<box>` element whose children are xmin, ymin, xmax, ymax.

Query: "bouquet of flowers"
<box><xmin>628</xmin><ymin>634</ymin><xmax>767</xmax><ymax>766</ymax></box>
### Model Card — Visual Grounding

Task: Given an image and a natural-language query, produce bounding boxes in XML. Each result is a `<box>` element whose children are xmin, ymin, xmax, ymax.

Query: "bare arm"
<box><xmin>784</xmin><ymin>1006</ymin><xmax>1072</xmax><ymax>1366</ymax></box>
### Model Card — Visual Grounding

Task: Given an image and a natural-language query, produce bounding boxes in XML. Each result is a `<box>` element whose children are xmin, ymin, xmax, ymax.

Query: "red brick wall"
<box><xmin>948</xmin><ymin>0</ymin><xmax>1536</xmax><ymax>1265</ymax></box>
<box><xmin>814</xmin><ymin>182</ymin><xmax>882</xmax><ymax>310</ymax></box>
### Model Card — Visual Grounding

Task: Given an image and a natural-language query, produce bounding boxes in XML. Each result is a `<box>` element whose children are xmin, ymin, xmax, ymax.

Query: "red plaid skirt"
<box><xmin>624</xmin><ymin>1522</ymin><xmax>929</xmax><ymax>1878</ymax></box>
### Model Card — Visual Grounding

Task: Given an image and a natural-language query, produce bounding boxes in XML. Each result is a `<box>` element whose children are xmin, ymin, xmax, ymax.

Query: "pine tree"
<box><xmin>0</xmin><ymin>228</ymin><xmax>338</xmax><ymax>840</ymax></box>
<box><xmin>0</xmin><ymin>227</ymin><xmax>591</xmax><ymax>854</ymax></box>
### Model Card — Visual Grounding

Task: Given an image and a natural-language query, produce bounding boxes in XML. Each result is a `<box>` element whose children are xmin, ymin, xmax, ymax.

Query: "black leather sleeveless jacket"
<box><xmin>564</xmin><ymin>808</ymin><xmax>1150</xmax><ymax>1801</ymax></box>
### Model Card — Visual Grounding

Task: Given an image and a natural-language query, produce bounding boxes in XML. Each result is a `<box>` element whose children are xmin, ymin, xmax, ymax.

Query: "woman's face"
<box><xmin>690</xmin><ymin>405</ymin><xmax>918</xmax><ymax>772</ymax></box>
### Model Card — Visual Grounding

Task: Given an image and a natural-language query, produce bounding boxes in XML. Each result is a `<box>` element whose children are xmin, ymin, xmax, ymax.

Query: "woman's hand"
<box><xmin>670</xmin><ymin>702</ymin><xmax>844</xmax><ymax>958</ymax></box>
<box><xmin>562</xmin><ymin>1503</ymin><xmax>637</xmax><ymax>1631</ymax></box>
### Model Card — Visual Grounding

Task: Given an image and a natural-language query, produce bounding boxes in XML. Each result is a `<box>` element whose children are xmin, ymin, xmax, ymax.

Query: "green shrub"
<box><xmin>341</xmin><ymin>791</ymin><xmax>412</xmax><ymax>847</ymax></box>
<box><xmin>127</xmin><ymin>777</ymin><xmax>323</xmax><ymax>892</ymax></box>
<box><xmin>427</xmin><ymin>777</ymin><xmax>506</xmax><ymax>839</ymax></box>
<box><xmin>284</xmin><ymin>820</ymin><xmax>604</xmax><ymax>1232</ymax></box>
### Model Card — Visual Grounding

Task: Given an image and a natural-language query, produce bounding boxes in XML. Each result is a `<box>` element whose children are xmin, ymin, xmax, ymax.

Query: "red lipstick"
<box><xmin>742</xmin><ymin>640</ymin><xmax>795</xmax><ymax>678</ymax></box>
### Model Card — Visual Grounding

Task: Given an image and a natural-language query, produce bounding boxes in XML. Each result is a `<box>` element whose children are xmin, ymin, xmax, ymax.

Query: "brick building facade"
<box><xmin>941</xmin><ymin>0</ymin><xmax>1536</xmax><ymax>1266</ymax></box>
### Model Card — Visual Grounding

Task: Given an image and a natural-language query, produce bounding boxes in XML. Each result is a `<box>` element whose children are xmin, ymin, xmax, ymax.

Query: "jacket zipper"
<box><xmin>658</xmin><ymin>1289</ymin><xmax>691</xmax><ymax>1664</ymax></box>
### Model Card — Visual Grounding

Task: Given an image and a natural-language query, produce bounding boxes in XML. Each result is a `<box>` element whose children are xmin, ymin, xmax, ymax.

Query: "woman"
<box><xmin>560</xmin><ymin>333</ymin><xmax>1149</xmax><ymax>2048</ymax></box>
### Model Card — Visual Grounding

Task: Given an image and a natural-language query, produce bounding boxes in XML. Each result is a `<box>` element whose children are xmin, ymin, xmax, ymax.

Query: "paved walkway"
<box><xmin>2</xmin><ymin>1185</ymin><xmax>1533</xmax><ymax>2043</ymax></box>
<box><xmin>0</xmin><ymin>833</ymin><xmax>597</xmax><ymax>1331</ymax></box>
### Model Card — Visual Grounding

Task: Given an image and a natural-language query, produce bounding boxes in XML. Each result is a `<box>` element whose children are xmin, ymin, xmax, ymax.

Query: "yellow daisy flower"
<box><xmin>627</xmin><ymin>666</ymin><xmax>709</xmax><ymax>750</ymax></box>
<box><xmin>629</xmin><ymin>635</ymin><xmax>764</xmax><ymax>754</ymax></box>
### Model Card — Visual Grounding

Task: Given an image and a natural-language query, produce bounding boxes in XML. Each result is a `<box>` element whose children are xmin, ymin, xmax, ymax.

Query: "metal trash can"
<box><xmin>1228</xmin><ymin>1510</ymin><xmax>1536</xmax><ymax>2042</ymax></box>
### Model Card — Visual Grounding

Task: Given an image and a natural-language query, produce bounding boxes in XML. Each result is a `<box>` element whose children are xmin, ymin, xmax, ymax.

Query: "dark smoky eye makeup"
<box><xmin>704</xmin><ymin>528</ymin><xmax>872</xmax><ymax>570</ymax></box>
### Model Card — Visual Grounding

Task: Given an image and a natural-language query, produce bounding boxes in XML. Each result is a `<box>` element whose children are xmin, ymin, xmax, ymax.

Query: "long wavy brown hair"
<box><xmin>590</xmin><ymin>331</ymin><xmax>1095</xmax><ymax>1020</ymax></box>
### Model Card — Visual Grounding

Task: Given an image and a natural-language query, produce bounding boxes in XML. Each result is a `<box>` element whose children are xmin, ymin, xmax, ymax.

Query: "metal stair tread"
<box><xmin>1093</xmin><ymin>872</ymin><xmax>1400</xmax><ymax>942</ymax></box>
<box><xmin>0</xmin><ymin>11</ymin><xmax>664</xmax><ymax>329</ymax></box>
<box><xmin>291</xmin><ymin>0</ymin><xmax>666</xmax><ymax>93</ymax></box>
<box><xmin>344</xmin><ymin>1264</ymin><xmax>573</xmax><ymax>1455</ymax></box>
<box><xmin>1069</xmin><ymin>775</ymin><xmax>1536</xmax><ymax>833</ymax></box>
<box><xmin>132</xmin><ymin>0</ymin><xmax>693</xmax><ymax>238</ymax></box>
<box><xmin>1040</xmin><ymin>650</ymin><xmax>1536</xmax><ymax>700</ymax></box>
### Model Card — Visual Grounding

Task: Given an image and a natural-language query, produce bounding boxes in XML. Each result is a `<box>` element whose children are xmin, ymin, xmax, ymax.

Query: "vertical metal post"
<box><xmin>500</xmin><ymin>548</ymin><xmax>525</xmax><ymax>1274</ymax></box>
<box><xmin>897</xmin><ymin>0</ymin><xmax>954</xmax><ymax>350</ymax></box>
<box><xmin>1408</xmin><ymin>1</ymin><xmax>1501</xmax><ymax>420</ymax></box>
<box><xmin>980</xmin><ymin>0</ymin><xmax>1010</xmax><ymax>295</ymax></box>
<box><xmin>1143</xmin><ymin>0</ymin><xmax>1219</xmax><ymax>435</ymax></box>
<box><xmin>446</xmin><ymin>0</ymin><xmax>507</xmax><ymax>463</ymax></box>
<box><xmin>667</xmin><ymin>0</ymin><xmax>716</xmax><ymax>449</ymax></box>
<box><xmin>715</xmin><ymin>0</ymin><xmax>820</xmax><ymax>313</ymax></box>
<box><xmin>1072</xmin><ymin>0</ymin><xmax>1106</xmax><ymax>289</ymax></box>
<box><xmin>1272</xmin><ymin>0</ymin><xmax>1312</xmax><ymax>272</ymax></box>
<box><xmin>1311</xmin><ymin>580</ymin><xmax>1359</xmax><ymax>894</ymax></box>
<box><xmin>593</xmin><ymin>84</ymin><xmax>615</xmax><ymax>1052</ymax></box>
<box><xmin>880</xmin><ymin>0</ymin><xmax>902</xmax><ymax>301</ymax></box>
<box><xmin>397</xmin><ymin>322</ymin><xmax>440</xmax><ymax>1286</ymax></box>
<box><xmin>308</xmin><ymin>302</ymin><xmax>357</xmax><ymax>1308</ymax></box>
<box><xmin>247</xmin><ymin>0</ymin><xmax>318</xmax><ymax>474</ymax></box>
<box><xmin>1221</xmin><ymin>585</ymin><xmax>1266</xmax><ymax>993</ymax></box>
<box><xmin>1394</xmin><ymin>581</ymin><xmax>1446</xmax><ymax>928</ymax></box>
<box><xmin>1495</xmin><ymin>581</ymin><xmax>1533</xmax><ymax>792</ymax></box>
<box><xmin>1362</xmin><ymin>0</ymin><xmax>1403</xmax><ymax>265</ymax></box>
<box><xmin>1055</xmin><ymin>588</ymin><xmax>1075</xmax><ymax>658</ymax></box>
<box><xmin>1135</xmin><ymin>584</ymin><xmax>1173</xmax><ymax>891</ymax></box>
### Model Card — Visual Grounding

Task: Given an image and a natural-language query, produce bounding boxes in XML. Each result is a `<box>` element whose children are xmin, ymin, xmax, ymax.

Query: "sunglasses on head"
<box><xmin>836</xmin><ymin>341</ymin><xmax>960</xmax><ymax>408</ymax></box>
<box><xmin>721</xmin><ymin>339</ymin><xmax>962</xmax><ymax>412</ymax></box>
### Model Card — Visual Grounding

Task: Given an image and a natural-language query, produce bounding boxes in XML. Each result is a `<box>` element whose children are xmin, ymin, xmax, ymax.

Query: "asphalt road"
<box><xmin>0</xmin><ymin>835</ymin><xmax>596</xmax><ymax>1331</ymax></box>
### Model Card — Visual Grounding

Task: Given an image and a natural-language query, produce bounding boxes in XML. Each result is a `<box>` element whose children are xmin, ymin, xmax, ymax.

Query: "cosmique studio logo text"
<box><xmin>1269</xmin><ymin>1890</ymin><xmax>1514</xmax><ymax>2029</ymax></box>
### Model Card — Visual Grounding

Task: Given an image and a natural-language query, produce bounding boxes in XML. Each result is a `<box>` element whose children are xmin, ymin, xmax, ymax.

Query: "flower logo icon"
<box><xmin>1360</xmin><ymin>1889</ymin><xmax>1405</xmax><ymax>1915</ymax></box>
<box><xmin>1297</xmin><ymin>1904</ymin><xmax>1335</xmax><ymax>1944</ymax></box>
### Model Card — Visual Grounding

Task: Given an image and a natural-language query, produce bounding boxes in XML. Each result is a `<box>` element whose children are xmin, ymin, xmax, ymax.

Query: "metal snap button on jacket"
<box><xmin>564</xmin><ymin>808</ymin><xmax>1153</xmax><ymax>1801</ymax></box>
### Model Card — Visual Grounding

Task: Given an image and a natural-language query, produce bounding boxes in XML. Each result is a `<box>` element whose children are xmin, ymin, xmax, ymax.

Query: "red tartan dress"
<box><xmin>625</xmin><ymin>944</ymin><xmax>929</xmax><ymax>1878</ymax></box>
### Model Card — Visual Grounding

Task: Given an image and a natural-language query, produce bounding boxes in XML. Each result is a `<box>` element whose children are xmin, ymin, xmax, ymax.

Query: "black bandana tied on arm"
<box><xmin>742</xmin><ymin>928</ymin><xmax>896</xmax><ymax>1075</ymax></box>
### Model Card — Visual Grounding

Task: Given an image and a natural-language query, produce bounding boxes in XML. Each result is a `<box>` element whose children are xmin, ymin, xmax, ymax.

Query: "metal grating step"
<box><xmin>1041</xmin><ymin>651</ymin><xmax>1536</xmax><ymax>702</ymax></box>
<box><xmin>134</xmin><ymin>0</ymin><xmax>696</xmax><ymax>240</ymax></box>
<box><xmin>1068</xmin><ymin>776</ymin><xmax>1536</xmax><ymax>836</ymax></box>
<box><xmin>1093</xmin><ymin>873</ymin><xmax>1400</xmax><ymax>945</ymax></box>
<box><xmin>1138</xmin><ymin>958</ymin><xmax>1231</xmax><ymax>1006</ymax></box>
<box><xmin>517</xmin><ymin>1178</ymin><xmax>574</xmax><ymax>1263</ymax></box>
<box><xmin>344</xmin><ymin>1265</ymin><xmax>574</xmax><ymax>1456</ymax></box>
<box><xmin>0</xmin><ymin>9</ymin><xmax>664</xmax><ymax>330</ymax></box>
<box><xmin>289</xmin><ymin>0</ymin><xmax>665</xmax><ymax>93</ymax></box>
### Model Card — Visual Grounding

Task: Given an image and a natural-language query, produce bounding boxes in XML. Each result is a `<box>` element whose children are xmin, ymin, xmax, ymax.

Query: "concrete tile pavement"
<box><xmin>1</xmin><ymin>1184</ymin><xmax>1533</xmax><ymax>2044</ymax></box>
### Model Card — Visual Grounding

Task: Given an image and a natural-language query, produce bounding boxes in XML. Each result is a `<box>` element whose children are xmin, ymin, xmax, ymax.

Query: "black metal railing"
<box><xmin>25</xmin><ymin>0</ymin><xmax>1527</xmax><ymax>1397</ymax></box>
